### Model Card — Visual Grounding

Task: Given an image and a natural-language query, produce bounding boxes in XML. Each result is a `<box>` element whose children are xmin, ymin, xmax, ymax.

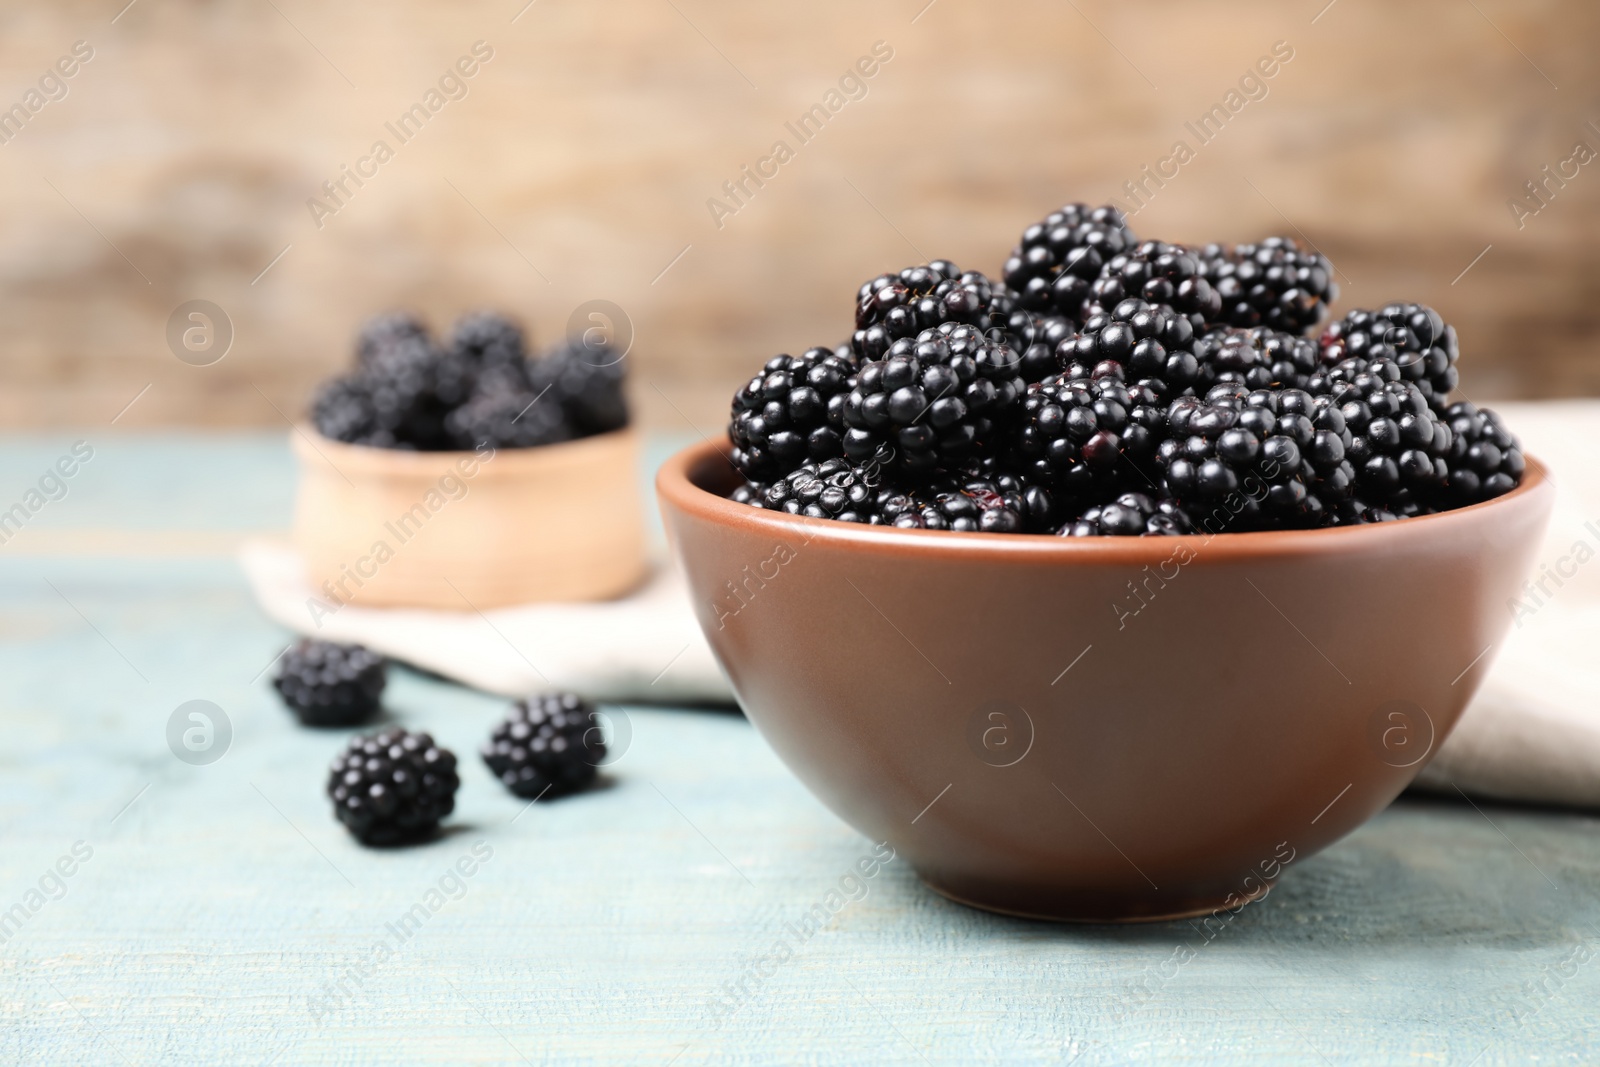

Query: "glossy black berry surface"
<box><xmin>1002</xmin><ymin>203</ymin><xmax>1138</xmax><ymax>318</ymax></box>
<box><xmin>273</xmin><ymin>639</ymin><xmax>387</xmax><ymax>727</ymax></box>
<box><xmin>328</xmin><ymin>729</ymin><xmax>460</xmax><ymax>845</ymax></box>
<box><xmin>729</xmin><ymin>347</ymin><xmax>858</xmax><ymax>480</ymax></box>
<box><xmin>1199</xmin><ymin>237</ymin><xmax>1339</xmax><ymax>335</ymax></box>
<box><xmin>481</xmin><ymin>694</ymin><xmax>605</xmax><ymax>799</ymax></box>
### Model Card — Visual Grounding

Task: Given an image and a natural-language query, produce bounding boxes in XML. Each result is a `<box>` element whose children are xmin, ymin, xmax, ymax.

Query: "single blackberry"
<box><xmin>362</xmin><ymin>333</ymin><xmax>453</xmax><ymax>450</ymax></box>
<box><xmin>530</xmin><ymin>338</ymin><xmax>629</xmax><ymax>436</ymax></box>
<box><xmin>1316</xmin><ymin>304</ymin><xmax>1459</xmax><ymax>410</ymax></box>
<box><xmin>1054</xmin><ymin>299</ymin><xmax>1201</xmax><ymax>393</ymax></box>
<box><xmin>449</xmin><ymin>310</ymin><xmax>528</xmax><ymax>369</ymax></box>
<box><xmin>852</xmin><ymin>264</ymin><xmax>1014</xmax><ymax>360</ymax></box>
<box><xmin>1440</xmin><ymin>401</ymin><xmax>1524</xmax><ymax>505</ymax></box>
<box><xmin>878</xmin><ymin>474</ymin><xmax>1025</xmax><ymax>533</ymax></box>
<box><xmin>356</xmin><ymin>311</ymin><xmax>429</xmax><ymax>368</ymax></box>
<box><xmin>1002</xmin><ymin>203</ymin><xmax>1138</xmax><ymax>317</ymax></box>
<box><xmin>1013</xmin><ymin>372</ymin><xmax>1167</xmax><ymax>496</ymax></box>
<box><xmin>445</xmin><ymin>390</ymin><xmax>571</xmax><ymax>450</ymax></box>
<box><xmin>1320</xmin><ymin>360</ymin><xmax>1452</xmax><ymax>508</ymax></box>
<box><xmin>327</xmin><ymin>729</ymin><xmax>459</xmax><ymax>845</ymax></box>
<box><xmin>1159</xmin><ymin>384</ymin><xmax>1355</xmax><ymax>530</ymax></box>
<box><xmin>842</xmin><ymin>325</ymin><xmax>1024</xmax><ymax>473</ymax></box>
<box><xmin>728</xmin><ymin>347</ymin><xmax>858</xmax><ymax>480</ymax></box>
<box><xmin>1060</xmin><ymin>492</ymin><xmax>1194</xmax><ymax>537</ymax></box>
<box><xmin>273</xmin><ymin>639</ymin><xmax>386</xmax><ymax>727</ymax></box>
<box><xmin>1006</xmin><ymin>312</ymin><xmax>1077</xmax><ymax>383</ymax></box>
<box><xmin>311</xmin><ymin>376</ymin><xmax>380</xmax><ymax>444</ymax></box>
<box><xmin>949</xmin><ymin>457</ymin><xmax>1064</xmax><ymax>533</ymax></box>
<box><xmin>1193</xmin><ymin>327</ymin><xmax>1319</xmax><ymax>393</ymax></box>
<box><xmin>729</xmin><ymin>481</ymin><xmax>768</xmax><ymax>506</ymax></box>
<box><xmin>1198</xmin><ymin>237</ymin><xmax>1339</xmax><ymax>334</ymax></box>
<box><xmin>481</xmin><ymin>693</ymin><xmax>605</xmax><ymax>799</ymax></box>
<box><xmin>756</xmin><ymin>458</ymin><xmax>882</xmax><ymax>523</ymax></box>
<box><xmin>1085</xmin><ymin>241</ymin><xmax>1221</xmax><ymax>329</ymax></box>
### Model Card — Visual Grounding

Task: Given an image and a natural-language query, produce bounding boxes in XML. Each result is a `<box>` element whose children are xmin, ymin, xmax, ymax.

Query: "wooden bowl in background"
<box><xmin>292</xmin><ymin>427</ymin><xmax>647</xmax><ymax>611</ymax></box>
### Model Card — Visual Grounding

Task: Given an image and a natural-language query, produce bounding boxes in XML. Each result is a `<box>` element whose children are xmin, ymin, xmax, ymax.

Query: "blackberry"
<box><xmin>842</xmin><ymin>324</ymin><xmax>1024</xmax><ymax>473</ymax></box>
<box><xmin>1440</xmin><ymin>401</ymin><xmax>1524</xmax><ymax>505</ymax></box>
<box><xmin>949</xmin><ymin>458</ymin><xmax>1064</xmax><ymax>532</ymax></box>
<box><xmin>1086</xmin><ymin>241</ymin><xmax>1221</xmax><ymax>329</ymax></box>
<box><xmin>481</xmin><ymin>693</ymin><xmax>605</xmax><ymax>799</ymax></box>
<box><xmin>730</xmin><ymin>481</ymin><xmax>768</xmax><ymax>506</ymax></box>
<box><xmin>273</xmin><ymin>639</ymin><xmax>386</xmax><ymax>727</ymax></box>
<box><xmin>1159</xmin><ymin>384</ymin><xmax>1355</xmax><ymax>530</ymax></box>
<box><xmin>1013</xmin><ymin>371</ymin><xmax>1168</xmax><ymax>497</ymax></box>
<box><xmin>327</xmin><ymin>729</ymin><xmax>459</xmax><ymax>845</ymax></box>
<box><xmin>1316</xmin><ymin>304</ymin><xmax>1459</xmax><ymax>410</ymax></box>
<box><xmin>756</xmin><ymin>458</ymin><xmax>882</xmax><ymax>523</ymax></box>
<box><xmin>1002</xmin><ymin>203</ymin><xmax>1138</xmax><ymax>318</ymax></box>
<box><xmin>445</xmin><ymin>390</ymin><xmax>571</xmax><ymax>450</ymax></box>
<box><xmin>1007</xmin><ymin>312</ymin><xmax>1076</xmax><ymax>383</ymax></box>
<box><xmin>530</xmin><ymin>338</ymin><xmax>629</xmax><ymax>436</ymax></box>
<box><xmin>1198</xmin><ymin>237</ymin><xmax>1339</xmax><ymax>334</ymax></box>
<box><xmin>311</xmin><ymin>376</ymin><xmax>380</xmax><ymax>444</ymax></box>
<box><xmin>1322</xmin><ymin>360</ymin><xmax>1451</xmax><ymax>507</ymax></box>
<box><xmin>728</xmin><ymin>347</ymin><xmax>858</xmax><ymax>480</ymax></box>
<box><xmin>363</xmin><ymin>332</ymin><xmax>453</xmax><ymax>450</ymax></box>
<box><xmin>356</xmin><ymin>311</ymin><xmax>429</xmax><ymax>368</ymax></box>
<box><xmin>449</xmin><ymin>310</ymin><xmax>528</xmax><ymax>369</ymax></box>
<box><xmin>1054</xmin><ymin>299</ymin><xmax>1201</xmax><ymax>393</ymax></box>
<box><xmin>1060</xmin><ymin>492</ymin><xmax>1194</xmax><ymax>537</ymax></box>
<box><xmin>853</xmin><ymin>263</ymin><xmax>1014</xmax><ymax>360</ymax></box>
<box><xmin>878</xmin><ymin>474</ymin><xmax>1025</xmax><ymax>533</ymax></box>
<box><xmin>1193</xmin><ymin>327</ymin><xmax>1319</xmax><ymax>393</ymax></box>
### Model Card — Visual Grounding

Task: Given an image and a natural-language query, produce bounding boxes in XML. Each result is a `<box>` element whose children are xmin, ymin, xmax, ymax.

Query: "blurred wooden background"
<box><xmin>1</xmin><ymin>0</ymin><xmax>1597</xmax><ymax>436</ymax></box>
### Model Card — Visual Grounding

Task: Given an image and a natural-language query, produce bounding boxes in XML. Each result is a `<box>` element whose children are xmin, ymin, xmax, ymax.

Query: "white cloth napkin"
<box><xmin>241</xmin><ymin>402</ymin><xmax>1600</xmax><ymax>810</ymax></box>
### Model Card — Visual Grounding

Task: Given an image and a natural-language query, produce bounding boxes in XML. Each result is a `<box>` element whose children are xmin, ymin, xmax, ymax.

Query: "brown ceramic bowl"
<box><xmin>293</xmin><ymin>427</ymin><xmax>647</xmax><ymax>611</ymax></box>
<box><xmin>658</xmin><ymin>441</ymin><xmax>1554</xmax><ymax>922</ymax></box>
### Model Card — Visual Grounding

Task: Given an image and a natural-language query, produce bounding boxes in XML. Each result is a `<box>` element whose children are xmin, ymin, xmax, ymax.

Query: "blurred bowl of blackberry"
<box><xmin>656</xmin><ymin>202</ymin><xmax>1556</xmax><ymax>920</ymax></box>
<box><xmin>293</xmin><ymin>311</ymin><xmax>645</xmax><ymax>611</ymax></box>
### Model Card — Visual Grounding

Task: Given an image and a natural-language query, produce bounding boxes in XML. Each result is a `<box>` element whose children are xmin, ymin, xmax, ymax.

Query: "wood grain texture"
<box><xmin>0</xmin><ymin>1</ymin><xmax>1598</xmax><ymax>438</ymax></box>
<box><xmin>0</xmin><ymin>433</ymin><xmax>1597</xmax><ymax>1063</ymax></box>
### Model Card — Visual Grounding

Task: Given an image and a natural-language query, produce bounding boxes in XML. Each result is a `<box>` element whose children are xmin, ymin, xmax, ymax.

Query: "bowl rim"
<box><xmin>290</xmin><ymin>424</ymin><xmax>638</xmax><ymax>478</ymax></box>
<box><xmin>656</xmin><ymin>438</ymin><xmax>1553</xmax><ymax>563</ymax></box>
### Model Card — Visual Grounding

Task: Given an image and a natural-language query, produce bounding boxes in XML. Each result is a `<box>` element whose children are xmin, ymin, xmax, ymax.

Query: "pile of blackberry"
<box><xmin>727</xmin><ymin>202</ymin><xmax>1525</xmax><ymax>535</ymax></box>
<box><xmin>311</xmin><ymin>311</ymin><xmax>629</xmax><ymax>451</ymax></box>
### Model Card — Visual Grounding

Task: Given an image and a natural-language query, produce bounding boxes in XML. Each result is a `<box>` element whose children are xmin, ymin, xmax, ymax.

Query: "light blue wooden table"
<box><xmin>1</xmin><ymin>432</ymin><xmax>1597</xmax><ymax>1065</ymax></box>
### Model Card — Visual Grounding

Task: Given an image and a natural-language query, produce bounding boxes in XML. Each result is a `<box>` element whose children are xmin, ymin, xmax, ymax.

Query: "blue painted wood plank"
<box><xmin>0</xmin><ymin>433</ymin><xmax>1597</xmax><ymax>1065</ymax></box>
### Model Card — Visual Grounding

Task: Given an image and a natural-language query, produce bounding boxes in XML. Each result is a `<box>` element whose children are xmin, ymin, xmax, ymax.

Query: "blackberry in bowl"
<box><xmin>657</xmin><ymin>204</ymin><xmax>1550</xmax><ymax>921</ymax></box>
<box><xmin>294</xmin><ymin>310</ymin><xmax>646</xmax><ymax>610</ymax></box>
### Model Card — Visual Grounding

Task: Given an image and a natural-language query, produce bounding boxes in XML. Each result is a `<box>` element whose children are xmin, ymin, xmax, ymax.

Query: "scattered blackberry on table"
<box><xmin>842</xmin><ymin>325</ymin><xmax>1025</xmax><ymax>474</ymax></box>
<box><xmin>445</xmin><ymin>390</ymin><xmax>571</xmax><ymax>450</ymax></box>
<box><xmin>482</xmin><ymin>693</ymin><xmax>605</xmax><ymax>799</ymax></box>
<box><xmin>1316</xmin><ymin>304</ymin><xmax>1459</xmax><ymax>410</ymax></box>
<box><xmin>1060</xmin><ymin>491</ymin><xmax>1194</xmax><ymax>537</ymax></box>
<box><xmin>853</xmin><ymin>263</ymin><xmax>1014</xmax><ymax>360</ymax></box>
<box><xmin>273</xmin><ymin>639</ymin><xmax>387</xmax><ymax>727</ymax></box>
<box><xmin>1199</xmin><ymin>237</ymin><xmax>1339</xmax><ymax>335</ymax></box>
<box><xmin>1086</xmin><ymin>241</ymin><xmax>1222</xmax><ymax>329</ymax></box>
<box><xmin>328</xmin><ymin>729</ymin><xmax>459</xmax><ymax>845</ymax></box>
<box><xmin>728</xmin><ymin>347</ymin><xmax>858</xmax><ymax>480</ymax></box>
<box><xmin>530</xmin><ymin>337</ymin><xmax>630</xmax><ymax>436</ymax></box>
<box><xmin>1003</xmin><ymin>203</ymin><xmax>1138</xmax><ymax>318</ymax></box>
<box><xmin>1440</xmin><ymin>401</ymin><xmax>1524</xmax><ymax>505</ymax></box>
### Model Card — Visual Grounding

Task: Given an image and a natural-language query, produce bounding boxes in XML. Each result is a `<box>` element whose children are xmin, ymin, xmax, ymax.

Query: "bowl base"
<box><xmin>919</xmin><ymin>873</ymin><xmax>1276</xmax><ymax>924</ymax></box>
